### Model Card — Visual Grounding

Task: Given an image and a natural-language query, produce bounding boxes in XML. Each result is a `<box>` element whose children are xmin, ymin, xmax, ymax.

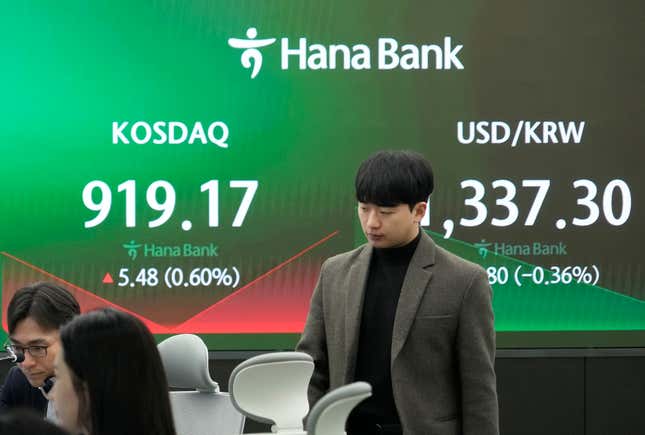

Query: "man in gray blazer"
<box><xmin>297</xmin><ymin>150</ymin><xmax>499</xmax><ymax>435</ymax></box>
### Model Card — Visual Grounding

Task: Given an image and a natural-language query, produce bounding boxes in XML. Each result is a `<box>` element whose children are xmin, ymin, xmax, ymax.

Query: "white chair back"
<box><xmin>229</xmin><ymin>351</ymin><xmax>314</xmax><ymax>434</ymax></box>
<box><xmin>158</xmin><ymin>334</ymin><xmax>245</xmax><ymax>435</ymax></box>
<box><xmin>306</xmin><ymin>382</ymin><xmax>371</xmax><ymax>435</ymax></box>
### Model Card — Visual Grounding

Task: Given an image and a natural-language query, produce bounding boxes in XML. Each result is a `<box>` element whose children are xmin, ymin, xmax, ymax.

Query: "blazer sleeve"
<box><xmin>458</xmin><ymin>267</ymin><xmax>500</xmax><ymax>435</ymax></box>
<box><xmin>295</xmin><ymin>261</ymin><xmax>330</xmax><ymax>407</ymax></box>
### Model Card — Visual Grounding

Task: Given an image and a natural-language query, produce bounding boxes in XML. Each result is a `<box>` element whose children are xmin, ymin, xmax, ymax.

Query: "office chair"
<box><xmin>306</xmin><ymin>382</ymin><xmax>371</xmax><ymax>435</ymax></box>
<box><xmin>158</xmin><ymin>334</ymin><xmax>245</xmax><ymax>435</ymax></box>
<box><xmin>228</xmin><ymin>351</ymin><xmax>314</xmax><ymax>434</ymax></box>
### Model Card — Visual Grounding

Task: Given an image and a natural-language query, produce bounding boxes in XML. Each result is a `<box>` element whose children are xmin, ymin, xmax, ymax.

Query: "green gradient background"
<box><xmin>1</xmin><ymin>1</ymin><xmax>643</xmax><ymax>348</ymax></box>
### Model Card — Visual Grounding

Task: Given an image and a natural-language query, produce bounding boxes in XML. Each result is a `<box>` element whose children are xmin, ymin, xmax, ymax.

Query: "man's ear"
<box><xmin>413</xmin><ymin>202</ymin><xmax>427</xmax><ymax>222</ymax></box>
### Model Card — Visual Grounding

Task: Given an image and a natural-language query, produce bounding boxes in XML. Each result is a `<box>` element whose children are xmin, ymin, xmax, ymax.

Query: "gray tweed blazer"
<box><xmin>296</xmin><ymin>232</ymin><xmax>499</xmax><ymax>435</ymax></box>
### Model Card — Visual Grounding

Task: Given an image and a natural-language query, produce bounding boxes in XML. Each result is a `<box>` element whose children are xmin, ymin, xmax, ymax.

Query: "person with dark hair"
<box><xmin>0</xmin><ymin>409</ymin><xmax>70</xmax><ymax>435</ymax></box>
<box><xmin>297</xmin><ymin>150</ymin><xmax>499</xmax><ymax>434</ymax></box>
<box><xmin>49</xmin><ymin>308</ymin><xmax>177</xmax><ymax>435</ymax></box>
<box><xmin>0</xmin><ymin>282</ymin><xmax>80</xmax><ymax>418</ymax></box>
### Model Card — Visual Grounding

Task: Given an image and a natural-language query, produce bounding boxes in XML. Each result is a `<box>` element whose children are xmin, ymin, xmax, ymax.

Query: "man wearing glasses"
<box><xmin>0</xmin><ymin>282</ymin><xmax>80</xmax><ymax>417</ymax></box>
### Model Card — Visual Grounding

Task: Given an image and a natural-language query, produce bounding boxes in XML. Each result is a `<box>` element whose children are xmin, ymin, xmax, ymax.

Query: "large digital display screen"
<box><xmin>1</xmin><ymin>1</ymin><xmax>643</xmax><ymax>349</ymax></box>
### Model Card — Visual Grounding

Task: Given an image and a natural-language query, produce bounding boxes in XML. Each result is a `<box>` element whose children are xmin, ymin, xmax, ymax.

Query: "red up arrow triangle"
<box><xmin>102</xmin><ymin>273</ymin><xmax>114</xmax><ymax>284</ymax></box>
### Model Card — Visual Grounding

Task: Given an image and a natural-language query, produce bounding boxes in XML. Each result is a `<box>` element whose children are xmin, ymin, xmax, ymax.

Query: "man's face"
<box><xmin>358</xmin><ymin>201</ymin><xmax>426</xmax><ymax>248</ymax></box>
<box><xmin>9</xmin><ymin>316</ymin><xmax>61</xmax><ymax>387</ymax></box>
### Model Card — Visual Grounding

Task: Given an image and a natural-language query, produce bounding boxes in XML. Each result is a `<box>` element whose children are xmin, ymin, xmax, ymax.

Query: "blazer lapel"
<box><xmin>391</xmin><ymin>232</ymin><xmax>436</xmax><ymax>362</ymax></box>
<box><xmin>344</xmin><ymin>244</ymin><xmax>372</xmax><ymax>383</ymax></box>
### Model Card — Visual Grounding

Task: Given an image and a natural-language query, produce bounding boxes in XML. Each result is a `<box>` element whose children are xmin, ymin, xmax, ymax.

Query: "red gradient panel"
<box><xmin>1</xmin><ymin>252</ymin><xmax>171</xmax><ymax>333</ymax></box>
<box><xmin>173</xmin><ymin>260</ymin><xmax>321</xmax><ymax>333</ymax></box>
<box><xmin>1</xmin><ymin>231</ymin><xmax>334</xmax><ymax>334</ymax></box>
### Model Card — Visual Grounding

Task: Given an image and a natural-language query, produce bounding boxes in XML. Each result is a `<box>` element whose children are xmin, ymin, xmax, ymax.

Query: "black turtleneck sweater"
<box><xmin>348</xmin><ymin>230</ymin><xmax>421</xmax><ymax>428</ymax></box>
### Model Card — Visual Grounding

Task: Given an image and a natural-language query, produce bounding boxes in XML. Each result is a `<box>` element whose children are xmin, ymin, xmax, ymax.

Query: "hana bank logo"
<box><xmin>227</xmin><ymin>26</ymin><xmax>465</xmax><ymax>79</ymax></box>
<box><xmin>228</xmin><ymin>27</ymin><xmax>276</xmax><ymax>79</ymax></box>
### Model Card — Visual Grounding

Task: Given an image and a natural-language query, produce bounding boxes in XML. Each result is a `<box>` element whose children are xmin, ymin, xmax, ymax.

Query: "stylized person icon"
<box><xmin>474</xmin><ymin>239</ymin><xmax>492</xmax><ymax>259</ymax></box>
<box><xmin>123</xmin><ymin>240</ymin><xmax>142</xmax><ymax>261</ymax></box>
<box><xmin>228</xmin><ymin>27</ymin><xmax>276</xmax><ymax>79</ymax></box>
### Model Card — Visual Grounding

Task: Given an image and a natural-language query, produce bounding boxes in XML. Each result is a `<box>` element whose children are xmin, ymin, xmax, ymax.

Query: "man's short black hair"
<box><xmin>7</xmin><ymin>282</ymin><xmax>80</xmax><ymax>334</ymax></box>
<box><xmin>355</xmin><ymin>150</ymin><xmax>434</xmax><ymax>209</ymax></box>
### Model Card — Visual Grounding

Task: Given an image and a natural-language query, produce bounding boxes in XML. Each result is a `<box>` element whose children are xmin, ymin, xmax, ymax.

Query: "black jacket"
<box><xmin>0</xmin><ymin>367</ymin><xmax>47</xmax><ymax>415</ymax></box>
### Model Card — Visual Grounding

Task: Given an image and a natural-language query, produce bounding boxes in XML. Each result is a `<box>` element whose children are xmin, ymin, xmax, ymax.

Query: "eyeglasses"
<box><xmin>5</xmin><ymin>344</ymin><xmax>49</xmax><ymax>359</ymax></box>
